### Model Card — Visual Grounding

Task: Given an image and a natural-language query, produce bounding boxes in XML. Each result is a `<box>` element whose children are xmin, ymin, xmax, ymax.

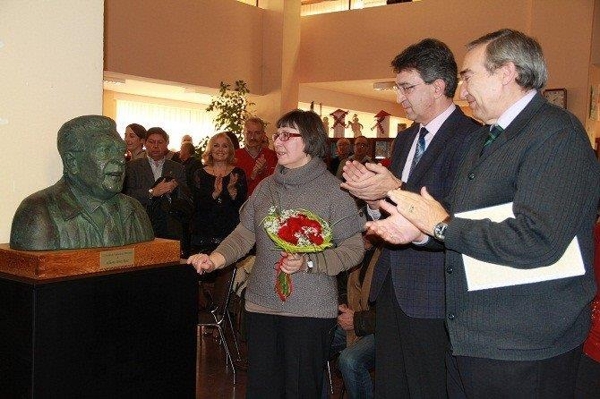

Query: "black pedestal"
<box><xmin>0</xmin><ymin>263</ymin><xmax>198</xmax><ymax>399</ymax></box>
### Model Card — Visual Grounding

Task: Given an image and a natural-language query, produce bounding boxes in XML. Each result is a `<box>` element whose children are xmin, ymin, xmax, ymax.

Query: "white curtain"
<box><xmin>115</xmin><ymin>100</ymin><xmax>217</xmax><ymax>149</ymax></box>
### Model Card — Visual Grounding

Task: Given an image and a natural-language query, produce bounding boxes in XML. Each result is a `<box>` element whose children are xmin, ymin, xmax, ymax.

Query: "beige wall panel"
<box><xmin>105</xmin><ymin>0</ymin><xmax>264</xmax><ymax>94</ymax></box>
<box><xmin>0</xmin><ymin>0</ymin><xmax>104</xmax><ymax>243</ymax></box>
<box><xmin>530</xmin><ymin>0</ymin><xmax>595</xmax><ymax>123</ymax></box>
<box><xmin>299</xmin><ymin>0</ymin><xmax>529</xmax><ymax>83</ymax></box>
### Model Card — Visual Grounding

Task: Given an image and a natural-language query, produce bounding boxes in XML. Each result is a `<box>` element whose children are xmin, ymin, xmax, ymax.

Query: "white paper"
<box><xmin>455</xmin><ymin>202</ymin><xmax>585</xmax><ymax>291</ymax></box>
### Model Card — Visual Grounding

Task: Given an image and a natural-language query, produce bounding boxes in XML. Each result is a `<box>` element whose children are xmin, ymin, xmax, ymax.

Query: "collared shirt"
<box><xmin>68</xmin><ymin>182</ymin><xmax>106</xmax><ymax>229</ymax></box>
<box><xmin>368</xmin><ymin>103</ymin><xmax>457</xmax><ymax>222</ymax></box>
<box><xmin>401</xmin><ymin>103</ymin><xmax>456</xmax><ymax>182</ymax></box>
<box><xmin>69</xmin><ymin>183</ymin><xmax>103</xmax><ymax>214</ymax></box>
<box><xmin>147</xmin><ymin>156</ymin><xmax>166</xmax><ymax>181</ymax></box>
<box><xmin>367</xmin><ymin>90</ymin><xmax>536</xmax><ymax>241</ymax></box>
<box><xmin>412</xmin><ymin>90</ymin><xmax>538</xmax><ymax>246</ymax></box>
<box><xmin>495</xmin><ymin>89</ymin><xmax>537</xmax><ymax>130</ymax></box>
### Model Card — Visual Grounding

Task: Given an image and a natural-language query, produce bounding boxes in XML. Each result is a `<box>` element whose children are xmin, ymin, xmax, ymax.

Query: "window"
<box><xmin>115</xmin><ymin>100</ymin><xmax>216</xmax><ymax>149</ymax></box>
<box><xmin>301</xmin><ymin>0</ymin><xmax>390</xmax><ymax>16</ymax></box>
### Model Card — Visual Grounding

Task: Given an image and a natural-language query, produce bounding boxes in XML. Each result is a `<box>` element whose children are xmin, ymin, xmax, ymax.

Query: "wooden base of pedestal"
<box><xmin>0</xmin><ymin>239</ymin><xmax>180</xmax><ymax>279</ymax></box>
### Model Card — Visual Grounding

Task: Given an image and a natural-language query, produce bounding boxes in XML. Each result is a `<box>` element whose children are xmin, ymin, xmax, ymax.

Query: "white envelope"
<box><xmin>455</xmin><ymin>202</ymin><xmax>585</xmax><ymax>291</ymax></box>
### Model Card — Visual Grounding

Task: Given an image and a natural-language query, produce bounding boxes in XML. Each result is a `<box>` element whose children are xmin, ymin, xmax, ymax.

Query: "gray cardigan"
<box><xmin>443</xmin><ymin>93</ymin><xmax>600</xmax><ymax>361</ymax></box>
<box><xmin>215</xmin><ymin>157</ymin><xmax>364</xmax><ymax>318</ymax></box>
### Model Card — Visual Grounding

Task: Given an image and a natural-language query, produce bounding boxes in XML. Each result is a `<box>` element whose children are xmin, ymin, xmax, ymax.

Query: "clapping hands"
<box><xmin>364</xmin><ymin>187</ymin><xmax>449</xmax><ymax>244</ymax></box>
<box><xmin>251</xmin><ymin>155</ymin><xmax>267</xmax><ymax>180</ymax></box>
<box><xmin>213</xmin><ymin>175</ymin><xmax>223</xmax><ymax>199</ymax></box>
<box><xmin>340</xmin><ymin>161</ymin><xmax>403</xmax><ymax>206</ymax></box>
<box><xmin>227</xmin><ymin>172</ymin><xmax>239</xmax><ymax>198</ymax></box>
<box><xmin>153</xmin><ymin>177</ymin><xmax>178</xmax><ymax>197</ymax></box>
<box><xmin>364</xmin><ymin>197</ymin><xmax>425</xmax><ymax>244</ymax></box>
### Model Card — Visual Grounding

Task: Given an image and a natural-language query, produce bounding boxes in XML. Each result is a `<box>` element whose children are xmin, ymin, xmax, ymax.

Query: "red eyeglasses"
<box><xmin>272</xmin><ymin>131</ymin><xmax>302</xmax><ymax>142</ymax></box>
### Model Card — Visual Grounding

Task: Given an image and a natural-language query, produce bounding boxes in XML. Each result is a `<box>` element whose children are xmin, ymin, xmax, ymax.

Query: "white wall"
<box><xmin>0</xmin><ymin>1</ymin><xmax>104</xmax><ymax>243</ymax></box>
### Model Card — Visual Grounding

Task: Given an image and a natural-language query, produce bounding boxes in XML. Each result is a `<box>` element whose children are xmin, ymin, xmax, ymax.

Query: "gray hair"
<box><xmin>467</xmin><ymin>29</ymin><xmax>548</xmax><ymax>90</ymax></box>
<box><xmin>244</xmin><ymin>117</ymin><xmax>266</xmax><ymax>132</ymax></box>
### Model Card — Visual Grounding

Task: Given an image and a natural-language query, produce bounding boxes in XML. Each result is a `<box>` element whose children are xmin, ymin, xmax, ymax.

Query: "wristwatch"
<box><xmin>433</xmin><ymin>216</ymin><xmax>451</xmax><ymax>242</ymax></box>
<box><xmin>304</xmin><ymin>256</ymin><xmax>314</xmax><ymax>273</ymax></box>
<box><xmin>148</xmin><ymin>188</ymin><xmax>154</xmax><ymax>199</ymax></box>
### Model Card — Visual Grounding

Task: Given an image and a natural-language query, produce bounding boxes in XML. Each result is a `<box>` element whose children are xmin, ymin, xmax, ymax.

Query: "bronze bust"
<box><xmin>10</xmin><ymin>115</ymin><xmax>154</xmax><ymax>250</ymax></box>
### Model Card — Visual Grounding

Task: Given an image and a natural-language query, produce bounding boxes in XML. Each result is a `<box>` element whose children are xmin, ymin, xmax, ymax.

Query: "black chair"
<box><xmin>198</xmin><ymin>265</ymin><xmax>238</xmax><ymax>384</ymax></box>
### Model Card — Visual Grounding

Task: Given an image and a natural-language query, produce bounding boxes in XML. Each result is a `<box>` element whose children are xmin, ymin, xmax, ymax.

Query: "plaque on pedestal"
<box><xmin>0</xmin><ymin>238</ymin><xmax>179</xmax><ymax>279</ymax></box>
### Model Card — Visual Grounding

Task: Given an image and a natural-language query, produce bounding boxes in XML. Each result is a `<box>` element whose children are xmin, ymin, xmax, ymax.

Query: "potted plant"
<box><xmin>196</xmin><ymin>80</ymin><xmax>255</xmax><ymax>157</ymax></box>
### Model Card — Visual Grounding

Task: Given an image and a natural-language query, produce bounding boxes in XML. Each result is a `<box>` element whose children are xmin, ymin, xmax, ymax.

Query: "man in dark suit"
<box><xmin>124</xmin><ymin>127</ymin><xmax>192</xmax><ymax>241</ymax></box>
<box><xmin>341</xmin><ymin>39</ymin><xmax>479</xmax><ymax>398</ymax></box>
<box><xmin>365</xmin><ymin>29</ymin><xmax>600</xmax><ymax>398</ymax></box>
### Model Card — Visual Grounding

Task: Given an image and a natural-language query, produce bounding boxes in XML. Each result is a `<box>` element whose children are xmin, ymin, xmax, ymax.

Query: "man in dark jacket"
<box><xmin>365</xmin><ymin>29</ymin><xmax>600</xmax><ymax>399</ymax></box>
<box><xmin>342</xmin><ymin>39</ymin><xmax>480</xmax><ymax>398</ymax></box>
<box><xmin>124</xmin><ymin>127</ymin><xmax>192</xmax><ymax>242</ymax></box>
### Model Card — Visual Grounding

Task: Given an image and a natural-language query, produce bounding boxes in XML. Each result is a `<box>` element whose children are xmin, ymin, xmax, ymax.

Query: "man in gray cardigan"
<box><xmin>366</xmin><ymin>29</ymin><xmax>600</xmax><ymax>398</ymax></box>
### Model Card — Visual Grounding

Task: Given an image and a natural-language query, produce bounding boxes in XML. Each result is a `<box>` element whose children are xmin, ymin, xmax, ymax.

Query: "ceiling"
<box><xmin>103</xmin><ymin>73</ymin><xmax>398</xmax><ymax>105</ymax></box>
<box><xmin>304</xmin><ymin>79</ymin><xmax>467</xmax><ymax>105</ymax></box>
<box><xmin>103</xmin><ymin>73</ymin><xmax>215</xmax><ymax>104</ymax></box>
<box><xmin>303</xmin><ymin>79</ymin><xmax>398</xmax><ymax>102</ymax></box>
<box><xmin>103</xmin><ymin>74</ymin><xmax>467</xmax><ymax>109</ymax></box>
<box><xmin>300</xmin><ymin>0</ymin><xmax>338</xmax><ymax>4</ymax></box>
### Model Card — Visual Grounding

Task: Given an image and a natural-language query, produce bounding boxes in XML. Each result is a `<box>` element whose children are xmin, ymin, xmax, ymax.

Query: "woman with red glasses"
<box><xmin>188</xmin><ymin>109</ymin><xmax>364</xmax><ymax>398</ymax></box>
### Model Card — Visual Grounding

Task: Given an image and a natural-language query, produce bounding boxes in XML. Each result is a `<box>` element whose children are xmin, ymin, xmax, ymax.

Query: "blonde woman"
<box><xmin>189</xmin><ymin>132</ymin><xmax>247</xmax><ymax>254</ymax></box>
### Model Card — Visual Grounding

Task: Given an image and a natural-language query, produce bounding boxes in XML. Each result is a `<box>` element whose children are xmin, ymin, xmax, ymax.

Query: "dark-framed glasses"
<box><xmin>393</xmin><ymin>83</ymin><xmax>422</xmax><ymax>96</ymax></box>
<box><xmin>273</xmin><ymin>131</ymin><xmax>302</xmax><ymax>142</ymax></box>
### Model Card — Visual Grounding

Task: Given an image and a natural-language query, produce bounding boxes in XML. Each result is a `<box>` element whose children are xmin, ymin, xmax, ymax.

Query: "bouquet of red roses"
<box><xmin>263</xmin><ymin>206</ymin><xmax>333</xmax><ymax>301</ymax></box>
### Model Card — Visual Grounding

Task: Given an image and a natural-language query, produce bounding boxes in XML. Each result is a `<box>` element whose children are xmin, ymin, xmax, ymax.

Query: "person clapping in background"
<box><xmin>189</xmin><ymin>132</ymin><xmax>247</xmax><ymax>255</ymax></box>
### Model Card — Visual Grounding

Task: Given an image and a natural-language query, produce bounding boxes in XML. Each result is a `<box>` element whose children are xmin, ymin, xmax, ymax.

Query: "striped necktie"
<box><xmin>480</xmin><ymin>125</ymin><xmax>504</xmax><ymax>156</ymax></box>
<box><xmin>410</xmin><ymin>127</ymin><xmax>428</xmax><ymax>174</ymax></box>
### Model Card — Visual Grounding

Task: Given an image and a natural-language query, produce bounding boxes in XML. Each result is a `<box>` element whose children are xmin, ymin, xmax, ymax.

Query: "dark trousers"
<box><xmin>447</xmin><ymin>344</ymin><xmax>582</xmax><ymax>399</ymax></box>
<box><xmin>245</xmin><ymin>311</ymin><xmax>336</xmax><ymax>399</ymax></box>
<box><xmin>375</xmin><ymin>274</ymin><xmax>449</xmax><ymax>398</ymax></box>
<box><xmin>576</xmin><ymin>354</ymin><xmax>600</xmax><ymax>398</ymax></box>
